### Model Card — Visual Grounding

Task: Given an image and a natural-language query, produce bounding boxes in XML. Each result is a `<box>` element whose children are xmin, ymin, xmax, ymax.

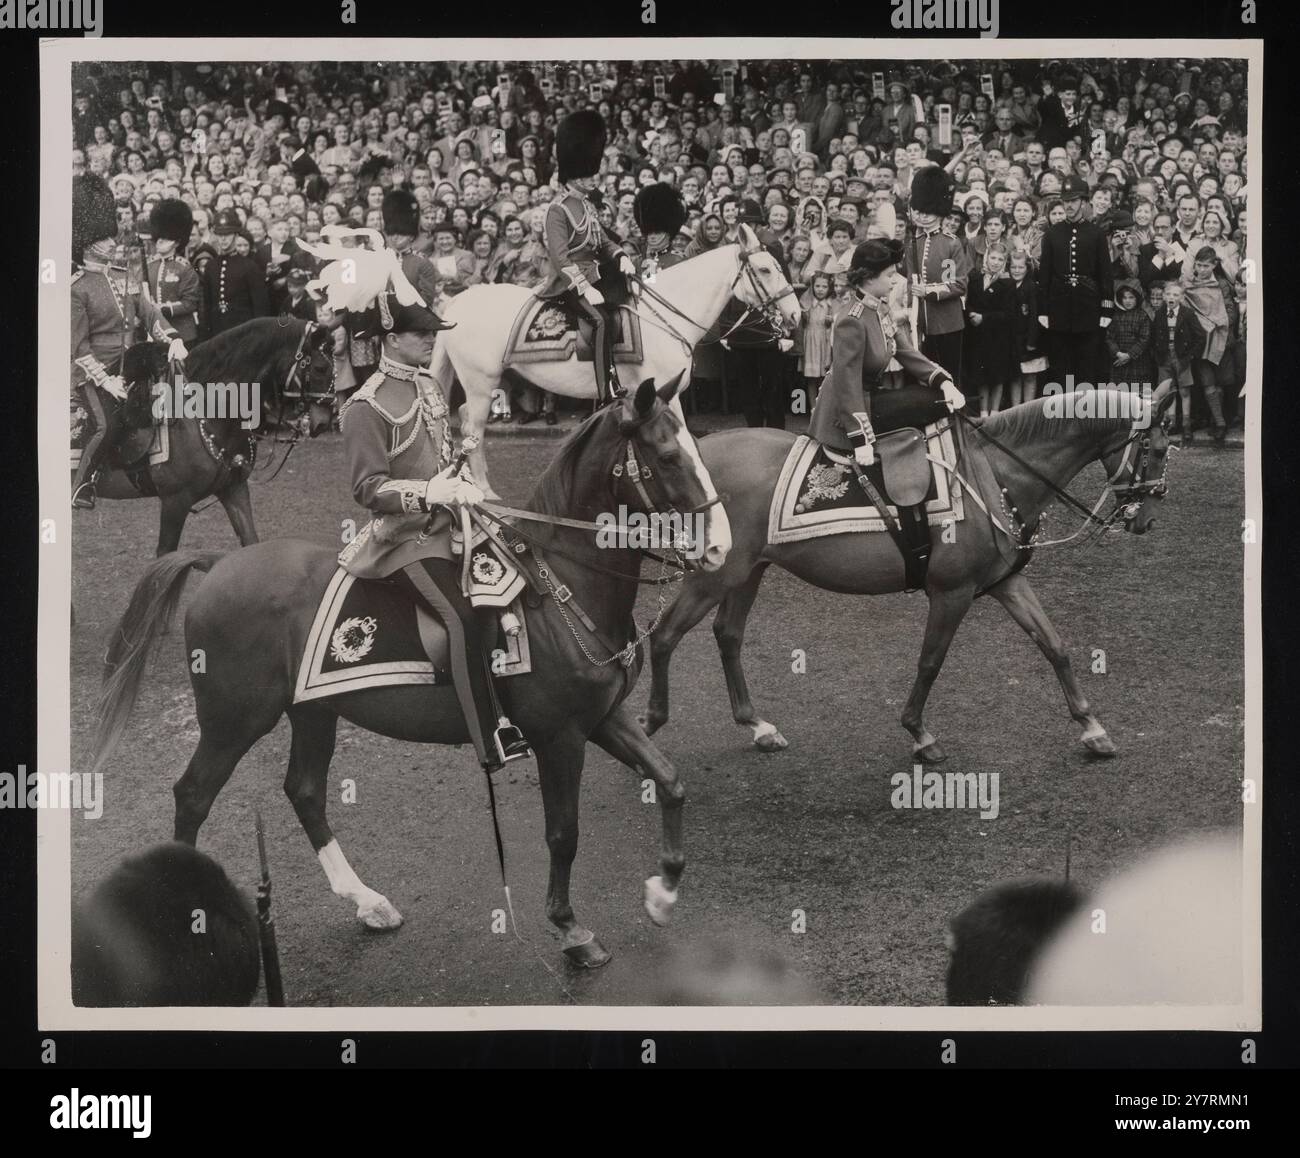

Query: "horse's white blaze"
<box><xmin>670</xmin><ymin>400</ymin><xmax>731</xmax><ymax>568</ymax></box>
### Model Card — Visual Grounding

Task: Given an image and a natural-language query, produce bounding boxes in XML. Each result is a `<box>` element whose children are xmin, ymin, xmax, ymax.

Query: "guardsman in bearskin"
<box><xmin>334</xmin><ymin>288</ymin><xmax>531</xmax><ymax>773</ymax></box>
<box><xmin>382</xmin><ymin>188</ymin><xmax>441</xmax><ymax>309</ymax></box>
<box><xmin>1037</xmin><ymin>174</ymin><xmax>1114</xmax><ymax>386</ymax></box>
<box><xmin>630</xmin><ymin>182</ymin><xmax>689</xmax><ymax>280</ymax></box>
<box><xmin>536</xmin><ymin>109</ymin><xmax>638</xmax><ymax>403</ymax></box>
<box><xmin>808</xmin><ymin>239</ymin><xmax>965</xmax><ymax>466</ymax></box>
<box><xmin>146</xmin><ymin>199</ymin><xmax>201</xmax><ymax>343</ymax></box>
<box><xmin>199</xmin><ymin>208</ymin><xmax>270</xmax><ymax>341</ymax></box>
<box><xmin>71</xmin><ymin>173</ymin><xmax>189</xmax><ymax>510</ymax></box>
<box><xmin>903</xmin><ymin>166</ymin><xmax>971</xmax><ymax>383</ymax></box>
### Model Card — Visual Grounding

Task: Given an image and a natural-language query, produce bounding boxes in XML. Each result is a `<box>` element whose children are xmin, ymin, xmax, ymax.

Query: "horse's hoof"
<box><xmin>643</xmin><ymin>875</ymin><xmax>678</xmax><ymax>927</ymax></box>
<box><xmin>914</xmin><ymin>741</ymin><xmax>947</xmax><ymax>764</ymax></box>
<box><xmin>357</xmin><ymin>896</ymin><xmax>404</xmax><ymax>930</ymax></box>
<box><xmin>1082</xmin><ymin>731</ymin><xmax>1117</xmax><ymax>757</ymax></box>
<box><xmin>561</xmin><ymin>929</ymin><xmax>612</xmax><ymax>968</ymax></box>
<box><xmin>752</xmin><ymin>721</ymin><xmax>788</xmax><ymax>751</ymax></box>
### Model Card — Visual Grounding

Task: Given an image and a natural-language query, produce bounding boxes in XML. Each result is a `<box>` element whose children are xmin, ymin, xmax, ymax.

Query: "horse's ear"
<box><xmin>739</xmin><ymin>223</ymin><xmax>759</xmax><ymax>253</ymax></box>
<box><xmin>633</xmin><ymin>377</ymin><xmax>657</xmax><ymax>416</ymax></box>
<box><xmin>656</xmin><ymin>370</ymin><xmax>685</xmax><ymax>402</ymax></box>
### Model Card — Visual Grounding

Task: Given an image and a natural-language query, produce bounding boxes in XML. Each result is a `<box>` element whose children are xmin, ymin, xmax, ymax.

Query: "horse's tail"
<box><xmin>91</xmin><ymin>550</ymin><xmax>225</xmax><ymax>777</ymax></box>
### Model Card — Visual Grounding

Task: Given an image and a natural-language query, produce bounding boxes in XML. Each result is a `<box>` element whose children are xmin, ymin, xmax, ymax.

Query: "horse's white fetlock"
<box><xmin>644</xmin><ymin>875</ymin><xmax>678</xmax><ymax>926</ymax></box>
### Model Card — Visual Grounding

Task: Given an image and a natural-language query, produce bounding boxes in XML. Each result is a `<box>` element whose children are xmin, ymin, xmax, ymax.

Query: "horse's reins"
<box><xmin>955</xmin><ymin>409</ymin><xmax>1171</xmax><ymax>547</ymax></box>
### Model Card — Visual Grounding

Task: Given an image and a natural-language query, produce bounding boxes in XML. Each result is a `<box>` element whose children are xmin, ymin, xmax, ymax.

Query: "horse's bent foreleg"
<box><xmin>217</xmin><ymin>477</ymin><xmax>259</xmax><ymax>548</ymax></box>
<box><xmin>284</xmin><ymin>705</ymin><xmax>403</xmax><ymax>929</ymax></box>
<box><xmin>987</xmin><ymin>571</ymin><xmax>1116</xmax><ymax>757</ymax></box>
<box><xmin>535</xmin><ymin>730</ymin><xmax>609</xmax><ymax>967</ymax></box>
<box><xmin>156</xmin><ymin>490</ymin><xmax>193</xmax><ymax>556</ymax></box>
<box><xmin>644</xmin><ymin>578</ymin><xmax>725</xmax><ymax>738</ymax></box>
<box><xmin>591</xmin><ymin>702</ymin><xmax>685</xmax><ymax>927</ymax></box>
<box><xmin>901</xmin><ymin>585</ymin><xmax>976</xmax><ymax>763</ymax></box>
<box><xmin>457</xmin><ymin>389</ymin><xmax>498</xmax><ymax>499</ymax></box>
<box><xmin>713</xmin><ymin>563</ymin><xmax>786</xmax><ymax>750</ymax></box>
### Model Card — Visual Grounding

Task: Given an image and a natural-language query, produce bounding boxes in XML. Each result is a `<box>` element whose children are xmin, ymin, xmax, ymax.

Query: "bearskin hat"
<box><xmin>908</xmin><ymin>165</ymin><xmax>954</xmax><ymax>217</ymax></box>
<box><xmin>633</xmin><ymin>182</ymin><xmax>687</xmax><ymax>237</ymax></box>
<box><xmin>556</xmin><ymin>109</ymin><xmax>606</xmax><ymax>184</ymax></box>
<box><xmin>382</xmin><ymin>188</ymin><xmax>420</xmax><ymax>238</ymax></box>
<box><xmin>148</xmin><ymin>198</ymin><xmax>194</xmax><ymax>248</ymax></box>
<box><xmin>71</xmin><ymin>172</ymin><xmax>119</xmax><ymax>263</ymax></box>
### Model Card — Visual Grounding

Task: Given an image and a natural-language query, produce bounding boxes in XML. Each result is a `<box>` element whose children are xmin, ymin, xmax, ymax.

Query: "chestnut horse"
<box><xmin>91</xmin><ymin>377</ymin><xmax>731</xmax><ymax>968</ymax></box>
<box><xmin>643</xmin><ymin>388</ymin><xmax>1174</xmax><ymax>761</ymax></box>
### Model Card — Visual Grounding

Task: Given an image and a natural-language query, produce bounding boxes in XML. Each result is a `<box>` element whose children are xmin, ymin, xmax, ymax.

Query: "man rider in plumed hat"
<box><xmin>71</xmin><ymin>173</ymin><xmax>189</xmax><ymax>510</ymax></box>
<box><xmin>535</xmin><ymin>109</ymin><xmax>638</xmax><ymax>404</ymax></box>
<box><xmin>334</xmin><ymin>285</ymin><xmax>530</xmax><ymax>774</ymax></box>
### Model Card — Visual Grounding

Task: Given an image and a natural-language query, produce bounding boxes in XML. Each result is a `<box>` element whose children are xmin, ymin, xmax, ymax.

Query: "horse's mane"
<box><xmin>980</xmin><ymin>391</ymin><xmax>1140</xmax><ymax>444</ymax></box>
<box><xmin>185</xmin><ymin>316</ymin><xmax>306</xmax><ymax>383</ymax></box>
<box><xmin>527</xmin><ymin>406</ymin><xmax>620</xmax><ymax>519</ymax></box>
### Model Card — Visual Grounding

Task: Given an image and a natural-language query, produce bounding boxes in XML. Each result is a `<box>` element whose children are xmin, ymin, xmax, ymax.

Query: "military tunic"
<box><xmin>537</xmin><ymin>187</ymin><xmax>624</xmax><ymax>299</ymax></box>
<box><xmin>807</xmin><ymin>292</ymin><xmax>952</xmax><ymax>453</ymax></box>
<box><xmin>71</xmin><ymin>261</ymin><xmax>177</xmax><ymax>391</ymax></box>
<box><xmin>337</xmin><ymin>357</ymin><xmax>457</xmax><ymax>580</ymax></box>
<box><xmin>147</xmin><ymin>253</ymin><xmax>202</xmax><ymax>342</ymax></box>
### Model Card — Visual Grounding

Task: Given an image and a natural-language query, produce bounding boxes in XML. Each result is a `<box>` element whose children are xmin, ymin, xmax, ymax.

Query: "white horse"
<box><xmin>430</xmin><ymin>223</ymin><xmax>801</xmax><ymax>496</ymax></box>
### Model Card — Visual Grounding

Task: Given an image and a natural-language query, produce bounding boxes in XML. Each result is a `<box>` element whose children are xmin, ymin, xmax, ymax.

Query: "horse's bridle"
<box><xmin>1104</xmin><ymin>421</ymin><xmax>1172</xmax><ymax>522</ymax></box>
<box><xmin>280</xmin><ymin>319</ymin><xmax>336</xmax><ymax>404</ymax></box>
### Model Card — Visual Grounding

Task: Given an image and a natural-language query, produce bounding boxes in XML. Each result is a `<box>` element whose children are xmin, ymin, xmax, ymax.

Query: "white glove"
<box><xmin>101</xmin><ymin>375</ymin><xmax>128</xmax><ymax>401</ymax></box>
<box><xmin>424</xmin><ymin>465</ymin><xmax>465</xmax><ymax>508</ymax></box>
<box><xmin>618</xmin><ymin>254</ymin><xmax>636</xmax><ymax>277</ymax></box>
<box><xmin>1037</xmin><ymin>315</ymin><xmax>1049</xmax><ymax>329</ymax></box>
<box><xmin>1098</xmin><ymin>316</ymin><xmax>1111</xmax><ymax>329</ymax></box>
<box><xmin>581</xmin><ymin>282</ymin><xmax>606</xmax><ymax>306</ymax></box>
<box><xmin>167</xmin><ymin>338</ymin><xmax>189</xmax><ymax>362</ymax></box>
<box><xmin>940</xmin><ymin>379</ymin><xmax>967</xmax><ymax>412</ymax></box>
<box><xmin>720</xmin><ymin>339</ymin><xmax>731</xmax><ymax>351</ymax></box>
<box><xmin>853</xmin><ymin>443</ymin><xmax>876</xmax><ymax>467</ymax></box>
<box><xmin>452</xmin><ymin>477</ymin><xmax>485</xmax><ymax>508</ymax></box>
<box><xmin>778</xmin><ymin>338</ymin><xmax>794</xmax><ymax>353</ymax></box>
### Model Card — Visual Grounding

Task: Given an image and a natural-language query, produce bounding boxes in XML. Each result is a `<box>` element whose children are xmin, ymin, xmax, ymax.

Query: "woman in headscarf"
<box><xmin>1187</xmin><ymin>209</ymin><xmax>1240</xmax><ymax>282</ymax></box>
<box><xmin>797</xmin><ymin>195</ymin><xmax>828</xmax><ymax>249</ymax></box>
<box><xmin>685</xmin><ymin>210</ymin><xmax>726</xmax><ymax>258</ymax></box>
<box><xmin>1178</xmin><ymin>246</ymin><xmax>1232</xmax><ymax>445</ymax></box>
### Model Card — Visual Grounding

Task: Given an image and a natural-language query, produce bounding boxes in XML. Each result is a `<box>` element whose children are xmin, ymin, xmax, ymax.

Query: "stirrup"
<box><xmin>492</xmin><ymin>719</ymin><xmax>531</xmax><ymax>766</ymax></box>
<box><xmin>71</xmin><ymin>481</ymin><xmax>97</xmax><ymax>510</ymax></box>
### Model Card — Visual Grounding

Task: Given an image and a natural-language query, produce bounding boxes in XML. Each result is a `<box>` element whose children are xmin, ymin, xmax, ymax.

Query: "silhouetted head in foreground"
<box><xmin>945</xmin><ymin>878</ymin><xmax>1087</xmax><ymax>1006</ymax></box>
<box><xmin>73</xmin><ymin>842</ymin><xmax>260</xmax><ymax>1006</ymax></box>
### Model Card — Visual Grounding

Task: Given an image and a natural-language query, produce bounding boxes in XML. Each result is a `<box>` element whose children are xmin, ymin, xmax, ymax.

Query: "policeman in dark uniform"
<box><xmin>199</xmin><ymin>208</ymin><xmax>270</xmax><ymax>341</ymax></box>
<box><xmin>146</xmin><ymin>200</ymin><xmax>201</xmax><ymax>343</ymax></box>
<box><xmin>1036</xmin><ymin>174</ymin><xmax>1115</xmax><ymax>387</ymax></box>
<box><xmin>535</xmin><ymin>109</ymin><xmax>637</xmax><ymax>403</ymax></box>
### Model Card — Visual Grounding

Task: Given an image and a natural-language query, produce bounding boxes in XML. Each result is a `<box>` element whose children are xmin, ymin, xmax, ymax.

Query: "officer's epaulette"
<box><xmin>848</xmin><ymin>300</ymin><xmax>864</xmax><ymax>318</ymax></box>
<box><xmin>338</xmin><ymin>369</ymin><xmax>388</xmax><ymax>420</ymax></box>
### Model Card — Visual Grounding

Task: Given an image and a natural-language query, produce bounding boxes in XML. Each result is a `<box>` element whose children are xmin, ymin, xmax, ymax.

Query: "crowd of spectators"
<box><xmin>71</xmin><ymin>56</ymin><xmax>1249</xmax><ymax>433</ymax></box>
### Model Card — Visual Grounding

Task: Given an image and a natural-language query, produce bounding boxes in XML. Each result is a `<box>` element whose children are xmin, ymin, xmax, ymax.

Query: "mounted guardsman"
<box><xmin>329</xmin><ymin>274</ymin><xmax>531</xmax><ymax>774</ymax></box>
<box><xmin>145</xmin><ymin>199</ymin><xmax>201</xmax><ymax>343</ymax></box>
<box><xmin>630</xmin><ymin>182</ymin><xmax>689</xmax><ymax>281</ymax></box>
<box><xmin>808</xmin><ymin>237</ymin><xmax>966</xmax><ymax>466</ymax></box>
<box><xmin>536</xmin><ymin>108</ymin><xmax>638</xmax><ymax>403</ymax></box>
<box><xmin>70</xmin><ymin>173</ymin><xmax>188</xmax><ymax>510</ymax></box>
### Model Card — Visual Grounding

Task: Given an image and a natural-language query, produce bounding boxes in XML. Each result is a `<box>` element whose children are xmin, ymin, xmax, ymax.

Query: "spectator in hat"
<box><xmin>883</xmin><ymin>80</ymin><xmax>919</xmax><ymax>149</ymax></box>
<box><xmin>285</xmin><ymin>267</ymin><xmax>318</xmax><ymax>321</ymax></box>
<box><xmin>428</xmin><ymin>221</ymin><xmax>476</xmax><ymax>299</ymax></box>
<box><xmin>1037</xmin><ymin>74</ymin><xmax>1087</xmax><ymax>151</ymax></box>
<box><xmin>1106</xmin><ymin>281</ymin><xmax>1154</xmax><ymax>388</ymax></box>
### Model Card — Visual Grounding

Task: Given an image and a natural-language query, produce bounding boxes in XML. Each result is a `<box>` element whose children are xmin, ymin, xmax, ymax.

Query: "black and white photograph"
<box><xmin>37</xmin><ymin>38</ymin><xmax>1261</xmax><ymax>1032</ymax></box>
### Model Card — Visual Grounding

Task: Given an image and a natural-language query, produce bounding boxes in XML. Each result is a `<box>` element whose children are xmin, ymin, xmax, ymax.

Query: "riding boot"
<box><xmin>71</xmin><ymin>387</ymin><xmax>117</xmax><ymax>510</ymax></box>
<box><xmin>592</xmin><ymin>309</ymin><xmax>618</xmax><ymax>404</ymax></box>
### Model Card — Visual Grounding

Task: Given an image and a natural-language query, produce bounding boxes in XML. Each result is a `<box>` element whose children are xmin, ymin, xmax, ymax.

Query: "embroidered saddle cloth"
<box><xmin>504</xmin><ymin>296</ymin><xmax>644</xmax><ymax>365</ymax></box>
<box><xmin>768</xmin><ymin>423</ymin><xmax>965</xmax><ymax>545</ymax></box>
<box><xmin>293</xmin><ymin>567</ymin><xmax>532</xmax><ymax>705</ymax></box>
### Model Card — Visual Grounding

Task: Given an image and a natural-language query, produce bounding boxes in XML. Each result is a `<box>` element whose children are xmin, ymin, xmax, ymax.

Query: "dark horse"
<box><xmin>77</xmin><ymin>317</ymin><xmax>336</xmax><ymax>556</ymax></box>
<box><xmin>644</xmin><ymin>388</ymin><xmax>1174</xmax><ymax>761</ymax></box>
<box><xmin>91</xmin><ymin>377</ymin><xmax>732</xmax><ymax>966</ymax></box>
